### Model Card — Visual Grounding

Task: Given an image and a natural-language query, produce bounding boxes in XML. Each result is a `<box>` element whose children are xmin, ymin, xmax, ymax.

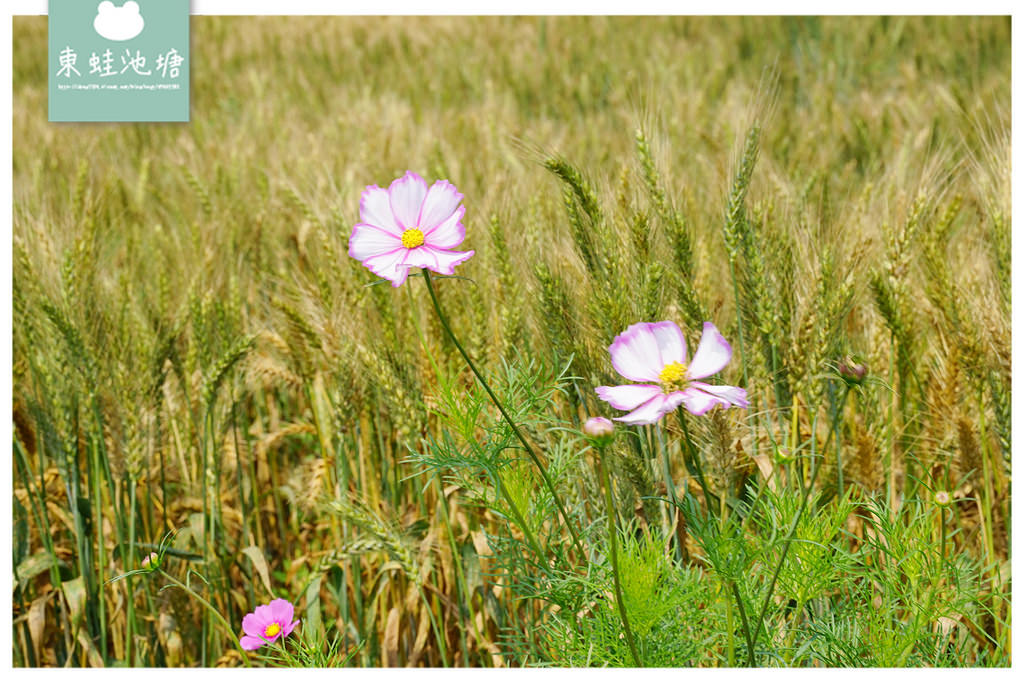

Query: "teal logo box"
<box><xmin>49</xmin><ymin>1</ymin><xmax>189</xmax><ymax>122</ymax></box>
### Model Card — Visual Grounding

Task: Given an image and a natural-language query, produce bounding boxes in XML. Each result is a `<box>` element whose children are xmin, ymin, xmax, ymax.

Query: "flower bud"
<box><xmin>837</xmin><ymin>356</ymin><xmax>867</xmax><ymax>385</ymax></box>
<box><xmin>774</xmin><ymin>445</ymin><xmax>795</xmax><ymax>464</ymax></box>
<box><xmin>583</xmin><ymin>417</ymin><xmax>615</xmax><ymax>448</ymax></box>
<box><xmin>141</xmin><ymin>552</ymin><xmax>159</xmax><ymax>571</ymax></box>
<box><xmin>934</xmin><ymin>490</ymin><xmax>952</xmax><ymax>508</ymax></box>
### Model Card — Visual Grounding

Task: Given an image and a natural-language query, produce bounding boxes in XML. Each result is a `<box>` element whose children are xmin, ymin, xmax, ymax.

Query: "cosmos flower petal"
<box><xmin>614</xmin><ymin>392</ymin><xmax>686</xmax><ymax>425</ymax></box>
<box><xmin>359</xmin><ymin>185</ymin><xmax>403</xmax><ymax>236</ymax></box>
<box><xmin>254</xmin><ymin>604</ymin><xmax>274</xmax><ymax>623</ymax></box>
<box><xmin>679</xmin><ymin>387</ymin><xmax>731</xmax><ymax>416</ymax></box>
<box><xmin>269</xmin><ymin>598</ymin><xmax>294</xmax><ymax>624</ymax></box>
<box><xmin>362</xmin><ymin>247</ymin><xmax>412</xmax><ymax>287</ymax></box>
<box><xmin>687</xmin><ymin>322</ymin><xmax>733</xmax><ymax>380</ymax></box>
<box><xmin>348</xmin><ymin>223</ymin><xmax>403</xmax><ymax>261</ymax></box>
<box><xmin>649</xmin><ymin>321</ymin><xmax>687</xmax><ymax>365</ymax></box>
<box><xmin>424</xmin><ymin>206</ymin><xmax>466</xmax><ymax>248</ymax></box>
<box><xmin>690</xmin><ymin>382</ymin><xmax>749</xmax><ymax>408</ymax></box>
<box><xmin>595</xmin><ymin>384</ymin><xmax>663</xmax><ymax>411</ymax></box>
<box><xmin>418</xmin><ymin>180</ymin><xmax>464</xmax><ymax>231</ymax></box>
<box><xmin>241</xmin><ymin>613</ymin><xmax>263</xmax><ymax>637</ymax></box>
<box><xmin>400</xmin><ymin>246</ymin><xmax>440</xmax><ymax>270</ymax></box>
<box><xmin>240</xmin><ymin>635</ymin><xmax>266</xmax><ymax>651</ymax></box>
<box><xmin>613</xmin><ymin>394</ymin><xmax>666</xmax><ymax>425</ymax></box>
<box><xmin>417</xmin><ymin>247</ymin><xmax>475</xmax><ymax>275</ymax></box>
<box><xmin>662</xmin><ymin>391</ymin><xmax>688</xmax><ymax>414</ymax></box>
<box><xmin>388</xmin><ymin>171</ymin><xmax>429</xmax><ymax>228</ymax></box>
<box><xmin>609</xmin><ymin>323</ymin><xmax>664</xmax><ymax>382</ymax></box>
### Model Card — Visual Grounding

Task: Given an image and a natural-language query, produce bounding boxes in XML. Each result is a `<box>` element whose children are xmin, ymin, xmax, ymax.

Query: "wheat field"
<box><xmin>12</xmin><ymin>16</ymin><xmax>1011</xmax><ymax>667</ymax></box>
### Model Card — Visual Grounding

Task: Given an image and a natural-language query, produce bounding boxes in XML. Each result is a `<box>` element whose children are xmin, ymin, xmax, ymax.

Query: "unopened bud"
<box><xmin>774</xmin><ymin>445</ymin><xmax>794</xmax><ymax>464</ymax></box>
<box><xmin>583</xmin><ymin>417</ymin><xmax>615</xmax><ymax>448</ymax></box>
<box><xmin>934</xmin><ymin>490</ymin><xmax>952</xmax><ymax>508</ymax></box>
<box><xmin>141</xmin><ymin>552</ymin><xmax>159</xmax><ymax>570</ymax></box>
<box><xmin>837</xmin><ymin>356</ymin><xmax>867</xmax><ymax>385</ymax></box>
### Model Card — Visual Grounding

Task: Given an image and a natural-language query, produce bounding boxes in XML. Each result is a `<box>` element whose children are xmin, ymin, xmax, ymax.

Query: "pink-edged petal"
<box><xmin>648</xmin><ymin>321</ymin><xmax>687</xmax><ymax>366</ymax></box>
<box><xmin>424</xmin><ymin>206</ymin><xmax>466</xmax><ymax>249</ymax></box>
<box><xmin>595</xmin><ymin>384</ymin><xmax>663</xmax><ymax>411</ymax></box>
<box><xmin>687</xmin><ymin>322</ymin><xmax>733</xmax><ymax>380</ymax></box>
<box><xmin>269</xmin><ymin>599</ymin><xmax>294</xmax><ymax>624</ymax></box>
<box><xmin>359</xmin><ymin>185</ymin><xmax>403</xmax><ymax>236</ymax></box>
<box><xmin>241</xmin><ymin>613</ymin><xmax>264</xmax><ymax>637</ymax></box>
<box><xmin>418</xmin><ymin>180</ymin><xmax>463</xmax><ymax>231</ymax></box>
<box><xmin>348</xmin><ymin>223</ymin><xmax>403</xmax><ymax>261</ymax></box>
<box><xmin>388</xmin><ymin>171</ymin><xmax>429</xmax><ymax>229</ymax></box>
<box><xmin>399</xmin><ymin>246</ymin><xmax>441</xmax><ymax>270</ymax></box>
<box><xmin>282</xmin><ymin>619</ymin><xmax>301</xmax><ymax>638</ymax></box>
<box><xmin>679</xmin><ymin>387</ymin><xmax>731</xmax><ymax>416</ymax></box>
<box><xmin>362</xmin><ymin>247</ymin><xmax>412</xmax><ymax>287</ymax></box>
<box><xmin>239</xmin><ymin>635</ymin><xmax>266</xmax><ymax>650</ymax></box>
<box><xmin>401</xmin><ymin>247</ymin><xmax>474</xmax><ymax>275</ymax></box>
<box><xmin>690</xmin><ymin>382</ymin><xmax>749</xmax><ymax>408</ymax></box>
<box><xmin>614</xmin><ymin>392</ymin><xmax>685</xmax><ymax>425</ymax></box>
<box><xmin>254</xmin><ymin>604</ymin><xmax>274</xmax><ymax>623</ymax></box>
<box><xmin>608</xmin><ymin>322</ymin><xmax>664</xmax><ymax>383</ymax></box>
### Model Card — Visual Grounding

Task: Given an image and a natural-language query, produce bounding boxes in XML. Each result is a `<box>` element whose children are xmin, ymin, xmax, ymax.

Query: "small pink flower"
<box><xmin>239</xmin><ymin>598</ymin><xmax>300</xmax><ymax>651</ymax></box>
<box><xmin>595</xmin><ymin>321</ymin><xmax>749</xmax><ymax>425</ymax></box>
<box><xmin>348</xmin><ymin>171</ymin><xmax>475</xmax><ymax>287</ymax></box>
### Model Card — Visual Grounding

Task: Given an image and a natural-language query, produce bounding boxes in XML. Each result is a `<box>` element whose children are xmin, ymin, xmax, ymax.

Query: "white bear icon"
<box><xmin>93</xmin><ymin>1</ymin><xmax>145</xmax><ymax>41</ymax></box>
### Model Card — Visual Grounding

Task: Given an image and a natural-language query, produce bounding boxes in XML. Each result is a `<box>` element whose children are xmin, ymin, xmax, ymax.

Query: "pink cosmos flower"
<box><xmin>348</xmin><ymin>171</ymin><xmax>475</xmax><ymax>287</ymax></box>
<box><xmin>239</xmin><ymin>598</ymin><xmax>300</xmax><ymax>651</ymax></box>
<box><xmin>595</xmin><ymin>321</ymin><xmax>749</xmax><ymax>425</ymax></box>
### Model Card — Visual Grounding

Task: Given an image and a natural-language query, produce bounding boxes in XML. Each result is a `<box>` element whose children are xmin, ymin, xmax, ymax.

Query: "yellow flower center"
<box><xmin>401</xmin><ymin>228</ymin><xmax>425</xmax><ymax>249</ymax></box>
<box><xmin>658</xmin><ymin>361</ymin><xmax>688</xmax><ymax>392</ymax></box>
<box><xmin>264</xmin><ymin>623</ymin><xmax>281</xmax><ymax>639</ymax></box>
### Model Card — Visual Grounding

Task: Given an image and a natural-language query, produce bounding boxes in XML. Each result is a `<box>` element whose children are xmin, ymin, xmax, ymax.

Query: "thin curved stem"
<box><xmin>655</xmin><ymin>424</ymin><xmax>682</xmax><ymax>561</ymax></box>
<box><xmin>421</xmin><ymin>269</ymin><xmax>584</xmax><ymax>557</ymax></box>
<box><xmin>597</xmin><ymin>451</ymin><xmax>643</xmax><ymax>667</ymax></box>
<box><xmin>676</xmin><ymin>409</ymin><xmax>719</xmax><ymax>515</ymax></box>
<box><xmin>157</xmin><ymin>568</ymin><xmax>250</xmax><ymax>667</ymax></box>
<box><xmin>749</xmin><ymin>384</ymin><xmax>849</xmax><ymax>657</ymax></box>
<box><xmin>731</xmin><ymin>581</ymin><xmax>756</xmax><ymax>667</ymax></box>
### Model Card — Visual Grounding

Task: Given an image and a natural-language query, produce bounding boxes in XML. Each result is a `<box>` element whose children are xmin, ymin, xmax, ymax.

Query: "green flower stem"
<box><xmin>730</xmin><ymin>581</ymin><xmax>756</xmax><ymax>667</ymax></box>
<box><xmin>725</xmin><ymin>587</ymin><xmax>735</xmax><ymax>666</ymax></box>
<box><xmin>157</xmin><ymin>568</ymin><xmax>250</xmax><ymax>667</ymax></box>
<box><xmin>675</xmin><ymin>404</ymin><xmax>756</xmax><ymax>666</ymax></box>
<box><xmin>500</xmin><ymin>484</ymin><xmax>547</xmax><ymax>559</ymax></box>
<box><xmin>406</xmin><ymin>282</ymin><xmax>545</xmax><ymax>566</ymax></box>
<box><xmin>675</xmin><ymin>409</ymin><xmax>718</xmax><ymax>515</ymax></box>
<box><xmin>421</xmin><ymin>269</ymin><xmax>584</xmax><ymax>557</ymax></box>
<box><xmin>750</xmin><ymin>384</ymin><xmax>848</xmax><ymax>658</ymax></box>
<box><xmin>655</xmin><ymin>424</ymin><xmax>683</xmax><ymax>560</ymax></box>
<box><xmin>832</xmin><ymin>381</ymin><xmax>851</xmax><ymax>500</ymax></box>
<box><xmin>715</xmin><ymin>448</ymin><xmax>756</xmax><ymax>668</ymax></box>
<box><xmin>938</xmin><ymin>505</ymin><xmax>947</xmax><ymax>567</ymax></box>
<box><xmin>596</xmin><ymin>448</ymin><xmax>643</xmax><ymax>667</ymax></box>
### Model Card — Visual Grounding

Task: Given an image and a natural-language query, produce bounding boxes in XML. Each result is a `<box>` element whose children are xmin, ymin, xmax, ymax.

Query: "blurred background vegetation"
<box><xmin>12</xmin><ymin>16</ymin><xmax>1010</xmax><ymax>667</ymax></box>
